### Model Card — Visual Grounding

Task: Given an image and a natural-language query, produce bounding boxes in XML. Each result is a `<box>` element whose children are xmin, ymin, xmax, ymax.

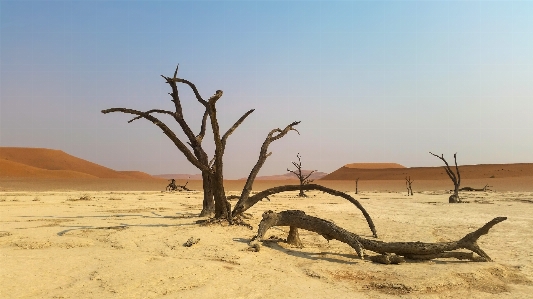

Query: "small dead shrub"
<box><xmin>67</xmin><ymin>194</ymin><xmax>92</xmax><ymax>201</ymax></box>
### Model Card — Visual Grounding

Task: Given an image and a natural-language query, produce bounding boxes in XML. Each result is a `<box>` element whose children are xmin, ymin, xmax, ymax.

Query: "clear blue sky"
<box><xmin>1</xmin><ymin>0</ymin><xmax>532</xmax><ymax>179</ymax></box>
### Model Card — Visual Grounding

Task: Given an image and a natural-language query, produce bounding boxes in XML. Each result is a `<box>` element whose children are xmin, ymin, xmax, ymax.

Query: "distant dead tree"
<box><xmin>405</xmin><ymin>176</ymin><xmax>413</xmax><ymax>196</ymax></box>
<box><xmin>430</xmin><ymin>152</ymin><xmax>461</xmax><ymax>203</ymax></box>
<box><xmin>355</xmin><ymin>178</ymin><xmax>360</xmax><ymax>194</ymax></box>
<box><xmin>287</xmin><ymin>153</ymin><xmax>315</xmax><ymax>197</ymax></box>
<box><xmin>166</xmin><ymin>179</ymin><xmax>193</xmax><ymax>192</ymax></box>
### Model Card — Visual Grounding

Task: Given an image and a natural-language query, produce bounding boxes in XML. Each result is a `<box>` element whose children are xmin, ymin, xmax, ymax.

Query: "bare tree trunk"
<box><xmin>430</xmin><ymin>152</ymin><xmax>461</xmax><ymax>203</ymax></box>
<box><xmin>199</xmin><ymin>172</ymin><xmax>214</xmax><ymax>217</ymax></box>
<box><xmin>355</xmin><ymin>178</ymin><xmax>359</xmax><ymax>194</ymax></box>
<box><xmin>233</xmin><ymin>183</ymin><xmax>378</xmax><ymax>238</ymax></box>
<box><xmin>256</xmin><ymin>210</ymin><xmax>506</xmax><ymax>262</ymax></box>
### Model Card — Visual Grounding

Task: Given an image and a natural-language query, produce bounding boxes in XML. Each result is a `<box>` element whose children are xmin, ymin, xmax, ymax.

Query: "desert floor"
<box><xmin>1</xmin><ymin>188</ymin><xmax>532</xmax><ymax>298</ymax></box>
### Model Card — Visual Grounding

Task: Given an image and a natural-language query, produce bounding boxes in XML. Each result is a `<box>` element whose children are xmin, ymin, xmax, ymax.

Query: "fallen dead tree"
<box><xmin>254</xmin><ymin>210</ymin><xmax>506</xmax><ymax>263</ymax></box>
<box><xmin>459</xmin><ymin>184</ymin><xmax>491</xmax><ymax>192</ymax></box>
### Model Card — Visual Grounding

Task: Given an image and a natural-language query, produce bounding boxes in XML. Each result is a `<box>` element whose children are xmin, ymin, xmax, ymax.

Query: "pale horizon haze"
<box><xmin>1</xmin><ymin>0</ymin><xmax>532</xmax><ymax>179</ymax></box>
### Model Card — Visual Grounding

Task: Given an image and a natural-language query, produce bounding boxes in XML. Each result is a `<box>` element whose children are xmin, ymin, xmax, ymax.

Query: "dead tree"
<box><xmin>355</xmin><ymin>178</ymin><xmax>360</xmax><ymax>194</ymax></box>
<box><xmin>430</xmin><ymin>152</ymin><xmax>461</xmax><ymax>203</ymax></box>
<box><xmin>287</xmin><ymin>153</ymin><xmax>315</xmax><ymax>197</ymax></box>
<box><xmin>255</xmin><ymin>210</ymin><xmax>506</xmax><ymax>263</ymax></box>
<box><xmin>102</xmin><ymin>66</ymin><xmax>298</xmax><ymax>219</ymax></box>
<box><xmin>405</xmin><ymin>176</ymin><xmax>413</xmax><ymax>196</ymax></box>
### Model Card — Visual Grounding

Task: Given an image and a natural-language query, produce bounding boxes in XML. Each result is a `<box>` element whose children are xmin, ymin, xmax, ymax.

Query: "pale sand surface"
<box><xmin>1</xmin><ymin>188</ymin><xmax>532</xmax><ymax>298</ymax></box>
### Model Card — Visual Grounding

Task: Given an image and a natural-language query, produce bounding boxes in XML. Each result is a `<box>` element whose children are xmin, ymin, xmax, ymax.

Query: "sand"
<box><xmin>1</xmin><ymin>187</ymin><xmax>532</xmax><ymax>298</ymax></box>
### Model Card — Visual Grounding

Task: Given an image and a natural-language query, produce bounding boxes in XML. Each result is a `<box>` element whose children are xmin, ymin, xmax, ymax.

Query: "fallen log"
<box><xmin>459</xmin><ymin>184</ymin><xmax>491</xmax><ymax>192</ymax></box>
<box><xmin>255</xmin><ymin>210</ymin><xmax>506</xmax><ymax>262</ymax></box>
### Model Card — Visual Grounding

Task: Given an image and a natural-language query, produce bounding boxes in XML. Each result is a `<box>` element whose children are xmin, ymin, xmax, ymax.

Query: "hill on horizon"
<box><xmin>321</xmin><ymin>163</ymin><xmax>533</xmax><ymax>181</ymax></box>
<box><xmin>344</xmin><ymin>163</ymin><xmax>406</xmax><ymax>169</ymax></box>
<box><xmin>153</xmin><ymin>171</ymin><xmax>328</xmax><ymax>181</ymax></box>
<box><xmin>153</xmin><ymin>174</ymin><xmax>204</xmax><ymax>180</ymax></box>
<box><xmin>0</xmin><ymin>147</ymin><xmax>158</xmax><ymax>179</ymax></box>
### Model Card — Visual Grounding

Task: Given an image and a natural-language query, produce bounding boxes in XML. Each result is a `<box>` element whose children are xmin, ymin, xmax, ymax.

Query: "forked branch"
<box><xmin>233</xmin><ymin>121</ymin><xmax>301</xmax><ymax>212</ymax></box>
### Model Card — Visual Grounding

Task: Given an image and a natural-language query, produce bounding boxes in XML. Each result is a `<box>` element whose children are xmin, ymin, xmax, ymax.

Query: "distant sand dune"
<box><xmin>0</xmin><ymin>159</ymin><xmax>98</xmax><ymax>179</ymax></box>
<box><xmin>322</xmin><ymin>163</ymin><xmax>533</xmax><ymax>181</ymax></box>
<box><xmin>0</xmin><ymin>147</ymin><xmax>155</xmax><ymax>179</ymax></box>
<box><xmin>344</xmin><ymin>163</ymin><xmax>406</xmax><ymax>169</ymax></box>
<box><xmin>117</xmin><ymin>171</ymin><xmax>157</xmax><ymax>179</ymax></box>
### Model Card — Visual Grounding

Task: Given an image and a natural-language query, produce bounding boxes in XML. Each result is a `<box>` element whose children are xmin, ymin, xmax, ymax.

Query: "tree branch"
<box><xmin>429</xmin><ymin>152</ymin><xmax>457</xmax><ymax>184</ymax></box>
<box><xmin>101</xmin><ymin>108</ymin><xmax>210</xmax><ymax>173</ymax></box>
<box><xmin>454</xmin><ymin>153</ymin><xmax>461</xmax><ymax>188</ymax></box>
<box><xmin>234</xmin><ymin>183</ymin><xmax>378</xmax><ymax>238</ymax></box>
<box><xmin>221</xmin><ymin>109</ymin><xmax>255</xmax><ymax>148</ymax></box>
<box><xmin>233</xmin><ymin>121</ymin><xmax>301</xmax><ymax>213</ymax></box>
<box><xmin>126</xmin><ymin>109</ymin><xmax>176</xmax><ymax>123</ymax></box>
<box><xmin>196</xmin><ymin>110</ymin><xmax>209</xmax><ymax>143</ymax></box>
<box><xmin>167</xmin><ymin>77</ymin><xmax>208</xmax><ymax>106</ymax></box>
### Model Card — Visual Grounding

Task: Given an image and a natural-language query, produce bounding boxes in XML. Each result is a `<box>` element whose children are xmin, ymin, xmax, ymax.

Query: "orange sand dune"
<box><xmin>322</xmin><ymin>163</ymin><xmax>533</xmax><ymax>181</ymax></box>
<box><xmin>344</xmin><ymin>163</ymin><xmax>406</xmax><ymax>169</ymax></box>
<box><xmin>0</xmin><ymin>147</ymin><xmax>155</xmax><ymax>179</ymax></box>
<box><xmin>117</xmin><ymin>171</ymin><xmax>157</xmax><ymax>179</ymax></box>
<box><xmin>0</xmin><ymin>159</ymin><xmax>98</xmax><ymax>179</ymax></box>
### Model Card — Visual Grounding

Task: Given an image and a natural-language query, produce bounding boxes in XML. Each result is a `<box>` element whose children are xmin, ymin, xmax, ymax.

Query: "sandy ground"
<box><xmin>1</xmin><ymin>188</ymin><xmax>532</xmax><ymax>299</ymax></box>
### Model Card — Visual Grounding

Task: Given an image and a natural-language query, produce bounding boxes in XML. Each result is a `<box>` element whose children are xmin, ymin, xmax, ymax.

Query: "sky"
<box><xmin>1</xmin><ymin>0</ymin><xmax>532</xmax><ymax>179</ymax></box>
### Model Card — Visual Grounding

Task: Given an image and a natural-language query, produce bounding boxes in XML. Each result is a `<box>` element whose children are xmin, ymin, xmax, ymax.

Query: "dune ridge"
<box><xmin>322</xmin><ymin>163</ymin><xmax>533</xmax><ymax>181</ymax></box>
<box><xmin>0</xmin><ymin>147</ymin><xmax>156</xmax><ymax>179</ymax></box>
<box><xmin>344</xmin><ymin>163</ymin><xmax>406</xmax><ymax>169</ymax></box>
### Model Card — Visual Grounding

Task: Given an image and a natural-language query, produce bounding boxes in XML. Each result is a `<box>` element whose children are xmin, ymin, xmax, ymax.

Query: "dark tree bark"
<box><xmin>287</xmin><ymin>153</ymin><xmax>315</xmax><ymax>197</ymax></box>
<box><xmin>405</xmin><ymin>176</ymin><xmax>413</xmax><ymax>196</ymax></box>
<box><xmin>430</xmin><ymin>152</ymin><xmax>461</xmax><ymax>203</ymax></box>
<box><xmin>256</xmin><ymin>210</ymin><xmax>506</xmax><ymax>262</ymax></box>
<box><xmin>233</xmin><ymin>183</ymin><xmax>378</xmax><ymax>238</ymax></box>
<box><xmin>355</xmin><ymin>178</ymin><xmax>359</xmax><ymax>194</ymax></box>
<box><xmin>199</xmin><ymin>173</ymin><xmax>214</xmax><ymax>217</ymax></box>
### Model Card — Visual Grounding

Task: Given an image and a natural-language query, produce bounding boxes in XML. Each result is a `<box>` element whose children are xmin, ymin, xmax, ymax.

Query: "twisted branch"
<box><xmin>234</xmin><ymin>183</ymin><xmax>378</xmax><ymax>238</ymax></box>
<box><xmin>256</xmin><ymin>210</ymin><xmax>505</xmax><ymax>262</ymax></box>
